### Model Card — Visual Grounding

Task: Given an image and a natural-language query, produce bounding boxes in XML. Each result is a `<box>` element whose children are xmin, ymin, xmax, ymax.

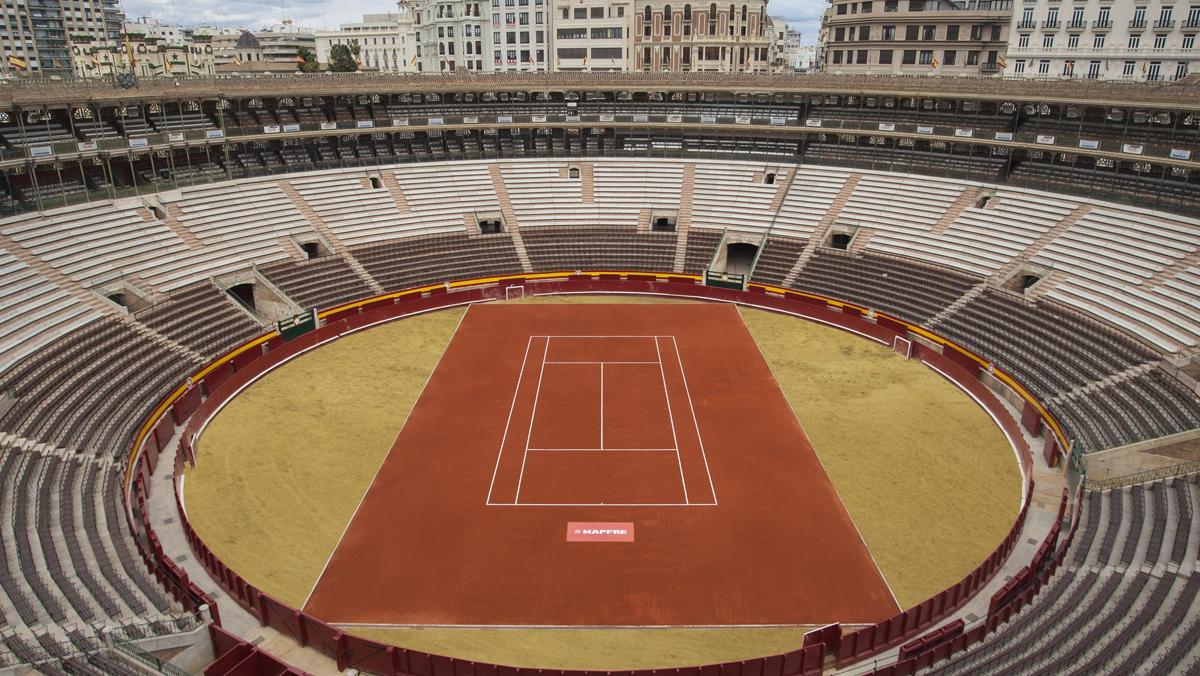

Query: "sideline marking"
<box><xmin>654</xmin><ymin>337</ymin><xmax>689</xmax><ymax>504</ymax></box>
<box><xmin>513</xmin><ymin>337</ymin><xmax>551</xmax><ymax>504</ymax></box>
<box><xmin>668</xmin><ymin>336</ymin><xmax>718</xmax><ymax>505</ymax></box>
<box><xmin>484</xmin><ymin>336</ymin><xmax>534</xmax><ymax>505</ymax></box>
<box><xmin>302</xmin><ymin>305</ymin><xmax>472</xmax><ymax>611</ymax></box>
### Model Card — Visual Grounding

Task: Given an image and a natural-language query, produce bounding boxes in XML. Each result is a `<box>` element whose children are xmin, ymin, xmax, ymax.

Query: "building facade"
<box><xmin>552</xmin><ymin>0</ymin><xmax>632</xmax><ymax>70</ymax></box>
<box><xmin>316</xmin><ymin>12</ymin><xmax>416</xmax><ymax>72</ymax></box>
<box><xmin>768</xmin><ymin>16</ymin><xmax>804</xmax><ymax>70</ymax></box>
<box><xmin>70</xmin><ymin>32</ymin><xmax>216</xmax><ymax>79</ymax></box>
<box><xmin>409</xmin><ymin>0</ymin><xmax>490</xmax><ymax>72</ymax></box>
<box><xmin>1004</xmin><ymin>0</ymin><xmax>1199</xmax><ymax>80</ymax></box>
<box><xmin>822</xmin><ymin>0</ymin><xmax>1012</xmax><ymax>75</ymax></box>
<box><xmin>632</xmin><ymin>0</ymin><xmax>773</xmax><ymax>72</ymax></box>
<box><xmin>488</xmin><ymin>0</ymin><xmax>551</xmax><ymax>70</ymax></box>
<box><xmin>212</xmin><ymin>30</ymin><xmax>316</xmax><ymax>72</ymax></box>
<box><xmin>2</xmin><ymin>0</ymin><xmax>123</xmax><ymax>77</ymax></box>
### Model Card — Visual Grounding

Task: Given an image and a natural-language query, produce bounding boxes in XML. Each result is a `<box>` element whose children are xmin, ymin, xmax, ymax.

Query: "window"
<box><xmin>946</xmin><ymin>25</ymin><xmax>959</xmax><ymax>40</ymax></box>
<box><xmin>902</xmin><ymin>49</ymin><xmax>916</xmax><ymax>64</ymax></box>
<box><xmin>1068</xmin><ymin>33</ymin><xmax>1079</xmax><ymax>48</ymax></box>
<box><xmin>860</xmin><ymin>26</ymin><xmax>871</xmax><ymax>40</ymax></box>
<box><xmin>1097</xmin><ymin>6</ymin><xmax>1111</xmax><ymax>23</ymax></box>
<box><xmin>832</xmin><ymin>50</ymin><xmax>843</xmax><ymax>64</ymax></box>
<box><xmin>1037</xmin><ymin>59</ymin><xmax>1049</xmax><ymax>74</ymax></box>
<box><xmin>1175</xmin><ymin>61</ymin><xmax>1189</xmax><ymax>79</ymax></box>
<box><xmin>1062</xmin><ymin>60</ymin><xmax>1074</xmax><ymax>76</ymax></box>
<box><xmin>591</xmin><ymin>47</ymin><xmax>622</xmax><ymax>59</ymax></box>
<box><xmin>1155</xmin><ymin>33</ymin><xmax>1168</xmax><ymax>48</ymax></box>
<box><xmin>879</xmin><ymin>49</ymin><xmax>893</xmax><ymax>63</ymax></box>
<box><xmin>591</xmin><ymin>6</ymin><xmax>603</xmax><ymax>17</ymax></box>
<box><xmin>857</xmin><ymin>49</ymin><xmax>868</xmax><ymax>62</ymax></box>
<box><xmin>1014</xmin><ymin>60</ymin><xmax>1025</xmax><ymax>73</ymax></box>
<box><xmin>1129</xmin><ymin>34</ymin><xmax>1140</xmax><ymax>48</ymax></box>
<box><xmin>991</xmin><ymin>25</ymin><xmax>1001</xmax><ymax>40</ymax></box>
<box><xmin>882</xmin><ymin>25</ymin><xmax>896</xmax><ymax>40</ymax></box>
<box><xmin>573</xmin><ymin>7</ymin><xmax>585</xmax><ymax>17</ymax></box>
<box><xmin>1123</xmin><ymin>60</ymin><xmax>1136</xmax><ymax>76</ymax></box>
<box><xmin>862</xmin><ymin>1</ymin><xmax>872</xmax><ymax>11</ymax></box>
<box><xmin>905</xmin><ymin>25</ymin><xmax>918</xmax><ymax>40</ymax></box>
<box><xmin>1018</xmin><ymin>33</ymin><xmax>1029</xmax><ymax>47</ymax></box>
<box><xmin>1087</xmin><ymin>60</ymin><xmax>1101</xmax><ymax>78</ymax></box>
<box><xmin>1159</xmin><ymin>6</ymin><xmax>1173</xmax><ymax>24</ymax></box>
<box><xmin>918</xmin><ymin>49</ymin><xmax>933</xmax><ymax>64</ymax></box>
<box><xmin>967</xmin><ymin>50</ymin><xmax>979</xmax><ymax>65</ymax></box>
<box><xmin>1148</xmin><ymin>60</ymin><xmax>1161</xmax><ymax>79</ymax></box>
<box><xmin>1184</xmin><ymin>34</ymin><xmax>1196</xmax><ymax>48</ymax></box>
<box><xmin>1190</xmin><ymin>5</ymin><xmax>1200</xmax><ymax>26</ymax></box>
<box><xmin>1133</xmin><ymin>5</ymin><xmax>1147</xmax><ymax>23</ymax></box>
<box><xmin>1042</xmin><ymin>34</ymin><xmax>1054</xmax><ymax>48</ymax></box>
<box><xmin>885</xmin><ymin>0</ymin><xmax>897</xmax><ymax>10</ymax></box>
<box><xmin>835</xmin><ymin>27</ymin><xmax>846</xmax><ymax>41</ymax></box>
<box><xmin>922</xmin><ymin>24</ymin><xmax>935</xmax><ymax>39</ymax></box>
<box><xmin>970</xmin><ymin>24</ymin><xmax>983</xmax><ymax>40</ymax></box>
<box><xmin>837</xmin><ymin>2</ymin><xmax>847</xmax><ymax>13</ymax></box>
<box><xmin>943</xmin><ymin>49</ymin><xmax>956</xmax><ymax>65</ymax></box>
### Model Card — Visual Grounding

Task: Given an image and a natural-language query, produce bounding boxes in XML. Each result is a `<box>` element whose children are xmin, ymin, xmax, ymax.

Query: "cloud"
<box><xmin>122</xmin><ymin>0</ymin><xmax>401</xmax><ymax>31</ymax></box>
<box><xmin>122</xmin><ymin>0</ymin><xmax>823</xmax><ymax>44</ymax></box>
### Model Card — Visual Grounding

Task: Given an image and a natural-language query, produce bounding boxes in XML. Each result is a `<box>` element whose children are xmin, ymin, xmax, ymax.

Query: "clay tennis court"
<box><xmin>302</xmin><ymin>303</ymin><xmax>900</xmax><ymax>627</ymax></box>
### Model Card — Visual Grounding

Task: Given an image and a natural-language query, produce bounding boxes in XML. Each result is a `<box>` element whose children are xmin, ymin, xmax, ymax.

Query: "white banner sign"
<box><xmin>76</xmin><ymin>141</ymin><xmax>98</xmax><ymax>152</ymax></box>
<box><xmin>356</xmin><ymin>120</ymin><xmax>375</xmax><ymax>128</ymax></box>
<box><xmin>30</xmin><ymin>145</ymin><xmax>53</xmax><ymax>157</ymax></box>
<box><xmin>1077</xmin><ymin>139</ymin><xmax>1100</xmax><ymax>150</ymax></box>
<box><xmin>319</xmin><ymin>122</ymin><xmax>337</xmax><ymax>130</ymax></box>
<box><xmin>878</xmin><ymin>122</ymin><xmax>896</xmax><ymax>132</ymax></box>
<box><xmin>1035</xmin><ymin>134</ymin><xmax>1055</xmax><ymax>145</ymax></box>
<box><xmin>263</xmin><ymin>125</ymin><xmax>281</xmax><ymax>134</ymax></box>
<box><xmin>1122</xmin><ymin>143</ymin><xmax>1144</xmax><ymax>155</ymax></box>
<box><xmin>283</xmin><ymin>123</ymin><xmax>301</xmax><ymax>133</ymax></box>
<box><xmin>128</xmin><ymin>137</ymin><xmax>149</xmax><ymax>148</ymax></box>
<box><xmin>463</xmin><ymin>116</ymin><xmax>478</xmax><ymax>124</ymax></box>
<box><xmin>205</xmin><ymin>129</ymin><xmax>225</xmax><ymax>139</ymax></box>
<box><xmin>805</xmin><ymin>119</ymin><xmax>822</xmax><ymax>128</ymax></box>
<box><xmin>993</xmin><ymin>131</ymin><xmax>1013</xmax><ymax>141</ymax></box>
<box><xmin>954</xmin><ymin>128</ymin><xmax>974</xmax><ymax>138</ymax></box>
<box><xmin>917</xmin><ymin>125</ymin><xmax>934</xmax><ymax>135</ymax></box>
<box><xmin>1169</xmin><ymin>148</ymin><xmax>1192</xmax><ymax>160</ymax></box>
<box><xmin>168</xmin><ymin>131</ymin><xmax>185</xmax><ymax>142</ymax></box>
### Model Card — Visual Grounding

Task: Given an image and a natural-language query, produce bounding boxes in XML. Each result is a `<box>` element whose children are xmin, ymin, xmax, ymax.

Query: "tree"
<box><xmin>296</xmin><ymin>46</ymin><xmax>319</xmax><ymax>73</ymax></box>
<box><xmin>328</xmin><ymin>41</ymin><xmax>360</xmax><ymax>72</ymax></box>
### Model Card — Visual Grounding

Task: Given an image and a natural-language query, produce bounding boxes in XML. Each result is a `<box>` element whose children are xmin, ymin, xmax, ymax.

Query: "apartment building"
<box><xmin>822</xmin><ymin>0</ymin><xmax>1013</xmax><ymax>75</ymax></box>
<box><xmin>2</xmin><ymin>0</ymin><xmax>123</xmax><ymax>77</ymax></box>
<box><xmin>1004</xmin><ymin>0</ymin><xmax>1199</xmax><ymax>80</ymax></box>
<box><xmin>552</xmin><ymin>0</ymin><xmax>632</xmax><ymax>70</ymax></box>
<box><xmin>632</xmin><ymin>0</ymin><xmax>773</xmax><ymax>72</ymax></box>
<box><xmin>488</xmin><ymin>0</ymin><xmax>551</xmax><ymax>70</ymax></box>
<box><xmin>316</xmin><ymin>12</ymin><xmax>416</xmax><ymax>72</ymax></box>
<box><xmin>409</xmin><ymin>0</ymin><xmax>490</xmax><ymax>71</ymax></box>
<box><xmin>213</xmin><ymin>30</ymin><xmax>316</xmax><ymax>72</ymax></box>
<box><xmin>768</xmin><ymin>16</ymin><xmax>805</xmax><ymax>70</ymax></box>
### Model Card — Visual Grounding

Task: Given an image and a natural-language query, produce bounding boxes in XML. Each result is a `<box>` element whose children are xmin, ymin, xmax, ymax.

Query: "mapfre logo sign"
<box><xmin>567</xmin><ymin>522</ymin><xmax>636</xmax><ymax>542</ymax></box>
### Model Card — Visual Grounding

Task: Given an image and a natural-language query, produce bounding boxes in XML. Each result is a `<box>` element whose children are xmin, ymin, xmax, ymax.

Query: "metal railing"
<box><xmin>1085</xmin><ymin>460</ymin><xmax>1200</xmax><ymax>491</ymax></box>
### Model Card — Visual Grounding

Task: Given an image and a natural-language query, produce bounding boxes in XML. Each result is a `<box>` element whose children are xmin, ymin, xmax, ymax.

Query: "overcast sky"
<box><xmin>122</xmin><ymin>0</ymin><xmax>825</xmax><ymax>43</ymax></box>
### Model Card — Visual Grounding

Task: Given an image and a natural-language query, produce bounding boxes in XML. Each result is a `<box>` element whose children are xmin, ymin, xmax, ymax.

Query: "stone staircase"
<box><xmin>0</xmin><ymin>232</ymin><xmax>117</xmax><ymax>318</ymax></box>
<box><xmin>144</xmin><ymin>204</ymin><xmax>204</xmax><ymax>250</ymax></box>
<box><xmin>780</xmin><ymin>173</ymin><xmax>862</xmax><ymax>287</ymax></box>
<box><xmin>1046</xmin><ymin>361</ymin><xmax>1159</xmax><ymax>407</ymax></box>
<box><xmin>928</xmin><ymin>281</ymin><xmax>990</xmax><ymax>327</ymax></box>
<box><xmin>277</xmin><ymin>182</ymin><xmax>384</xmax><ymax>294</ymax></box>
<box><xmin>767</xmin><ymin>169</ymin><xmax>796</xmax><ymax>212</ymax></box>
<box><xmin>488</xmin><ymin>165</ymin><xmax>533</xmax><ymax>273</ymax></box>
<box><xmin>671</xmin><ymin>164</ymin><xmax>696</xmax><ymax>273</ymax></box>
<box><xmin>931</xmin><ymin>188</ymin><xmax>982</xmax><ymax>236</ymax></box>
<box><xmin>991</xmin><ymin>203</ymin><xmax>1094</xmax><ymax>285</ymax></box>
<box><xmin>378</xmin><ymin>171</ymin><xmax>411</xmax><ymax>212</ymax></box>
<box><xmin>579</xmin><ymin>162</ymin><xmax>595</xmax><ymax>203</ymax></box>
<box><xmin>637</xmin><ymin>209</ymin><xmax>653</xmax><ymax>234</ymax></box>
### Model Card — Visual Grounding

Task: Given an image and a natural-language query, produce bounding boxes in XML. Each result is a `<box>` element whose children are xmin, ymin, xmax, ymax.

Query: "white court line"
<box><xmin>599</xmin><ymin>362</ymin><xmax>604</xmax><ymax>450</ymax></box>
<box><xmin>488</xmin><ymin>502</ymin><xmax>717</xmax><ymax>507</ymax></box>
<box><xmin>527</xmin><ymin>447</ymin><xmax>679</xmax><ymax>452</ymax></box>
<box><xmin>544</xmin><ymin>361</ymin><xmax>660</xmax><ymax>365</ymax></box>
<box><xmin>669</xmin><ymin>336</ymin><xmax>719</xmax><ymax>506</ymax></box>
<box><xmin>655</xmin><ymin>336</ymin><xmax>689</xmax><ymax>505</ymax></box>
<box><xmin>484</xmin><ymin>336</ymin><xmax>534</xmax><ymax>505</ymax></box>
<box><xmin>513</xmin><ymin>337</ymin><xmax>551</xmax><ymax>504</ymax></box>
<box><xmin>303</xmin><ymin>304</ymin><xmax>472</xmax><ymax>610</ymax></box>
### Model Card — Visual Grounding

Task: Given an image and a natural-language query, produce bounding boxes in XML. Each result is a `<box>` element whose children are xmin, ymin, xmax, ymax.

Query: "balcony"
<box><xmin>1067</xmin><ymin>20</ymin><xmax>1087</xmax><ymax>29</ymax></box>
<box><xmin>1154</xmin><ymin>19</ymin><xmax>1175</xmax><ymax>29</ymax></box>
<box><xmin>1041</xmin><ymin>19</ymin><xmax>1061</xmax><ymax>29</ymax></box>
<box><xmin>1017</xmin><ymin>19</ymin><xmax>1036</xmax><ymax>28</ymax></box>
<box><xmin>1186</xmin><ymin>18</ymin><xmax>1200</xmax><ymax>28</ymax></box>
<box><xmin>980</xmin><ymin>61</ymin><xmax>1000</xmax><ymax>72</ymax></box>
<box><xmin>1092</xmin><ymin>19</ymin><xmax>1112</xmax><ymax>29</ymax></box>
<box><xmin>1128</xmin><ymin>19</ymin><xmax>1147</xmax><ymax>30</ymax></box>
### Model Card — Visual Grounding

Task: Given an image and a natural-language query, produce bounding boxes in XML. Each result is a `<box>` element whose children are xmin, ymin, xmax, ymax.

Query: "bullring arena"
<box><xmin>0</xmin><ymin>73</ymin><xmax>1197</xmax><ymax>676</ymax></box>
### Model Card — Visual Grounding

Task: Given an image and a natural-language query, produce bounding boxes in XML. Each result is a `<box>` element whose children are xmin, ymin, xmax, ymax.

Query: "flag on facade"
<box><xmin>8</xmin><ymin>54</ymin><xmax>27</xmax><ymax>69</ymax></box>
<box><xmin>930</xmin><ymin>56</ymin><xmax>939</xmax><ymax>68</ymax></box>
<box><xmin>124</xmin><ymin>34</ymin><xmax>137</xmax><ymax>67</ymax></box>
<box><xmin>296</xmin><ymin>53</ymin><xmax>306</xmax><ymax>64</ymax></box>
<box><xmin>997</xmin><ymin>56</ymin><xmax>1007</xmax><ymax>68</ymax></box>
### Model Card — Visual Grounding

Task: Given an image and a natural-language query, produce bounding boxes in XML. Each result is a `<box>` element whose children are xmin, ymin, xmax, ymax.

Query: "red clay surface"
<box><xmin>303</xmin><ymin>303</ymin><xmax>900</xmax><ymax>626</ymax></box>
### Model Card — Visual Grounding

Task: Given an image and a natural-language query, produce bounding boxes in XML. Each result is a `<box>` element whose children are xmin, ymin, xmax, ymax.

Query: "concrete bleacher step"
<box><xmin>930</xmin><ymin>187</ymin><xmax>983</xmax><ymax>236</ymax></box>
<box><xmin>1046</xmin><ymin>362</ymin><xmax>1159</xmax><ymax>407</ymax></box>
<box><xmin>927</xmin><ymin>281</ymin><xmax>989</xmax><ymax>327</ymax></box>
<box><xmin>488</xmin><ymin>165</ymin><xmax>533</xmax><ymax>274</ymax></box>
<box><xmin>781</xmin><ymin>173</ymin><xmax>862</xmax><ymax>287</ymax></box>
<box><xmin>671</xmin><ymin>164</ymin><xmax>696</xmax><ymax>274</ymax></box>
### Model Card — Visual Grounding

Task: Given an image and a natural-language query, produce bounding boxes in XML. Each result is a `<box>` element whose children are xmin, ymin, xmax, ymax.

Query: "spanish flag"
<box><xmin>410</xmin><ymin>54</ymin><xmax>418</xmax><ymax>65</ymax></box>
<box><xmin>997</xmin><ymin>55</ymin><xmax>1007</xmax><ymax>68</ymax></box>
<box><xmin>124</xmin><ymin>33</ymin><xmax>137</xmax><ymax>67</ymax></box>
<box><xmin>7</xmin><ymin>54</ymin><xmax>27</xmax><ymax>69</ymax></box>
<box><xmin>296</xmin><ymin>53</ymin><xmax>306</xmax><ymax>64</ymax></box>
<box><xmin>930</xmin><ymin>56</ymin><xmax>939</xmax><ymax>68</ymax></box>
